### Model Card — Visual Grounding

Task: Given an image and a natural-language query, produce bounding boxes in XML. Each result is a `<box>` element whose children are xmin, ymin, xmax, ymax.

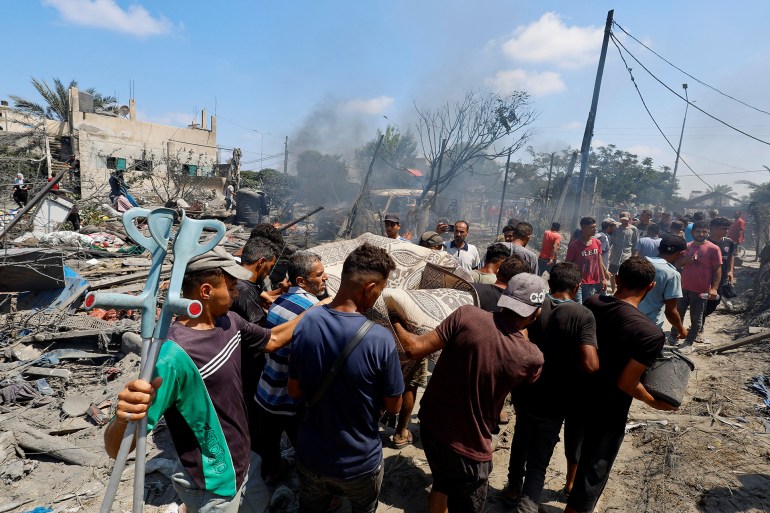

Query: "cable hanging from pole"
<box><xmin>611</xmin><ymin>33</ymin><xmax>770</xmax><ymax>148</ymax></box>
<box><xmin>609</xmin><ymin>33</ymin><xmax>713</xmax><ymax>190</ymax></box>
<box><xmin>613</xmin><ymin>20</ymin><xmax>770</xmax><ymax>117</ymax></box>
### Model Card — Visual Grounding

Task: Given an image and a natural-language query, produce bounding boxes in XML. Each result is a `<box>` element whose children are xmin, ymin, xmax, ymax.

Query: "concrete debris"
<box><xmin>3</xmin><ymin>422</ymin><xmax>107</xmax><ymax>467</ymax></box>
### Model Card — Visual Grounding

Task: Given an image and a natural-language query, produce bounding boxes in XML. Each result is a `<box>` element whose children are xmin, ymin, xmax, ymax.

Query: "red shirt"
<box><xmin>539</xmin><ymin>230</ymin><xmax>562</xmax><ymax>260</ymax></box>
<box><xmin>566</xmin><ymin>238</ymin><xmax>603</xmax><ymax>285</ymax></box>
<box><xmin>681</xmin><ymin>240</ymin><xmax>722</xmax><ymax>294</ymax></box>
<box><xmin>728</xmin><ymin>218</ymin><xmax>745</xmax><ymax>244</ymax></box>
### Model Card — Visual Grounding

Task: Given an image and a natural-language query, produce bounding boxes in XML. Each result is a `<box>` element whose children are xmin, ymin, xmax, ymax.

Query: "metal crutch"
<box><xmin>87</xmin><ymin>209</ymin><xmax>224</xmax><ymax>512</ymax></box>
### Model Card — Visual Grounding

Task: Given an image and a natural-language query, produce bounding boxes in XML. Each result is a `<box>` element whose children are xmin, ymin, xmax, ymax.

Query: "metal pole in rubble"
<box><xmin>572</xmin><ymin>9</ymin><xmax>613</xmax><ymax>230</ymax></box>
<box><xmin>0</xmin><ymin>166</ymin><xmax>69</xmax><ymax>240</ymax></box>
<box><xmin>496</xmin><ymin>148</ymin><xmax>513</xmax><ymax>236</ymax></box>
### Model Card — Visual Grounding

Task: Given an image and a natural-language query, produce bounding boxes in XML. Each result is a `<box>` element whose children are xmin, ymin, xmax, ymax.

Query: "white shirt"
<box><xmin>443</xmin><ymin>240</ymin><xmax>480</xmax><ymax>271</ymax></box>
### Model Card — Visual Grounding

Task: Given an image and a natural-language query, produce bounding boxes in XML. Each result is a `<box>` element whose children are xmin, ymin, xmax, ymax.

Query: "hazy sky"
<box><xmin>6</xmin><ymin>0</ymin><xmax>770</xmax><ymax>197</ymax></box>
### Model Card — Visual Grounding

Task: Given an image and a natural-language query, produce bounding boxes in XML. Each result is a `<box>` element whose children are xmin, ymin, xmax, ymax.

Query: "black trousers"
<box><xmin>252</xmin><ymin>405</ymin><xmax>299</xmax><ymax>480</ymax></box>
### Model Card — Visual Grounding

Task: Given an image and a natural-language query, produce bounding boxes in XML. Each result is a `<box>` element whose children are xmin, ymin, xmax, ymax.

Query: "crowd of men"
<box><xmin>104</xmin><ymin>206</ymin><xmax>745</xmax><ymax>513</ymax></box>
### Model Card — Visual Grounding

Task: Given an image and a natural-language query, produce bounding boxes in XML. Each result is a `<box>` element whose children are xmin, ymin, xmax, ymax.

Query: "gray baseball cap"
<box><xmin>419</xmin><ymin>231</ymin><xmax>444</xmax><ymax>247</ymax></box>
<box><xmin>497</xmin><ymin>273</ymin><xmax>548</xmax><ymax>317</ymax></box>
<box><xmin>185</xmin><ymin>246</ymin><xmax>252</xmax><ymax>281</ymax></box>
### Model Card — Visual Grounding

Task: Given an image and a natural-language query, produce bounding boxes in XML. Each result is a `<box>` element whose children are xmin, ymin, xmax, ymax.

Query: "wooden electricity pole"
<box><xmin>496</xmin><ymin>148</ymin><xmax>513</xmax><ymax>236</ymax></box>
<box><xmin>283</xmin><ymin>136</ymin><xmax>289</xmax><ymax>174</ymax></box>
<box><xmin>572</xmin><ymin>9</ymin><xmax>614</xmax><ymax>230</ymax></box>
<box><xmin>338</xmin><ymin>134</ymin><xmax>385</xmax><ymax>239</ymax></box>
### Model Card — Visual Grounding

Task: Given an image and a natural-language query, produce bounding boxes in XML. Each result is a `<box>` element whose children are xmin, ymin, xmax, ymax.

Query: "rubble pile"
<box><xmin>0</xmin><ymin>199</ymin><xmax>330</xmax><ymax>512</ymax></box>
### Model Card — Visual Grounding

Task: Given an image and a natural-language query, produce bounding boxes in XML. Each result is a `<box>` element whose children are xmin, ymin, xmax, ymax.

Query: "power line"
<box><xmin>609</xmin><ymin>33</ymin><xmax>713</xmax><ymax>189</ymax></box>
<box><xmin>611</xmin><ymin>32</ymin><xmax>770</xmax><ymax>148</ymax></box>
<box><xmin>613</xmin><ymin>20</ymin><xmax>770</xmax><ymax>117</ymax></box>
<box><xmin>678</xmin><ymin>170</ymin><xmax>765</xmax><ymax>177</ymax></box>
<box><xmin>679</xmin><ymin>152</ymin><xmax>766</xmax><ymax>173</ymax></box>
<box><xmin>214</xmin><ymin>114</ymin><xmax>284</xmax><ymax>139</ymax></box>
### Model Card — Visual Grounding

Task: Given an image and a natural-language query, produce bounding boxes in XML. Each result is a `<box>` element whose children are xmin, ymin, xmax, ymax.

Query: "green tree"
<box><xmin>590</xmin><ymin>145</ymin><xmax>678</xmax><ymax>206</ymax></box>
<box><xmin>354</xmin><ymin>125</ymin><xmax>419</xmax><ymax>189</ymax></box>
<box><xmin>295</xmin><ymin>150</ymin><xmax>354</xmax><ymax>204</ymax></box>
<box><xmin>10</xmin><ymin>77</ymin><xmax>117</xmax><ymax>121</ymax></box>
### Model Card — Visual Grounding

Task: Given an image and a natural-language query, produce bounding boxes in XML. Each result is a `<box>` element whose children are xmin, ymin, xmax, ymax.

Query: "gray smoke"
<box><xmin>290</xmin><ymin>96</ymin><xmax>370</xmax><ymax>163</ymax></box>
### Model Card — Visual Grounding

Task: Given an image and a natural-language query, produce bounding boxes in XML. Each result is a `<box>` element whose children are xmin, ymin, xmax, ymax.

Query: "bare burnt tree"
<box><xmin>410</xmin><ymin>90</ymin><xmax>536</xmax><ymax>233</ymax></box>
<box><xmin>414</xmin><ymin>90</ymin><xmax>537</xmax><ymax>210</ymax></box>
<box><xmin>132</xmin><ymin>148</ymin><xmax>215</xmax><ymax>204</ymax></box>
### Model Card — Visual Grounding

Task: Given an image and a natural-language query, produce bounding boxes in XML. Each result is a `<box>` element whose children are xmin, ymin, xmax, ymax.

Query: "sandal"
<box><xmin>393</xmin><ymin>431</ymin><xmax>414</xmax><ymax>449</ymax></box>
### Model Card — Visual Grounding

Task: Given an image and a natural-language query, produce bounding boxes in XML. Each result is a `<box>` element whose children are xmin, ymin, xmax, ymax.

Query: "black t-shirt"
<box><xmin>231</xmin><ymin>279</ymin><xmax>266</xmax><ymax>326</ymax></box>
<box><xmin>231</xmin><ymin>279</ymin><xmax>268</xmax><ymax>401</ymax></box>
<box><xmin>472</xmin><ymin>283</ymin><xmax>503</xmax><ymax>312</ymax></box>
<box><xmin>708</xmin><ymin>237</ymin><xmax>734</xmax><ymax>282</ymax></box>
<box><xmin>583</xmin><ymin>295</ymin><xmax>664</xmax><ymax>416</ymax></box>
<box><xmin>517</xmin><ymin>296</ymin><xmax>597</xmax><ymax>419</ymax></box>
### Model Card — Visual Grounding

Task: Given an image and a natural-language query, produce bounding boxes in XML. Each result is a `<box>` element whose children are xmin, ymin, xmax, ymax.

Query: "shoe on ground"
<box><xmin>501</xmin><ymin>484</ymin><xmax>521</xmax><ymax>507</ymax></box>
<box><xmin>678</xmin><ymin>344</ymin><xmax>695</xmax><ymax>355</ymax></box>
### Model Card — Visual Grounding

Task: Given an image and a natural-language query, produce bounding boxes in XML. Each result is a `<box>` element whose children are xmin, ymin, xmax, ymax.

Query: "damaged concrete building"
<box><xmin>2</xmin><ymin>87</ymin><xmax>222</xmax><ymax>204</ymax></box>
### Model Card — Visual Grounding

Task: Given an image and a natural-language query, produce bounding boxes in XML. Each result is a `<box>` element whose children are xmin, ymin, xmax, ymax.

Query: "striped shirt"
<box><xmin>255</xmin><ymin>287</ymin><xmax>318</xmax><ymax>415</ymax></box>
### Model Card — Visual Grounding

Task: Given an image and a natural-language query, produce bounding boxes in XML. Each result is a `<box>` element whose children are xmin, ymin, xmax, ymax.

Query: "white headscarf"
<box><xmin>14</xmin><ymin>173</ymin><xmax>24</xmax><ymax>185</ymax></box>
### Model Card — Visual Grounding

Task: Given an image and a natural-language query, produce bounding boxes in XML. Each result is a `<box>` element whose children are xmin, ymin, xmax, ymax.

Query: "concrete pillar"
<box><xmin>68</xmin><ymin>87</ymin><xmax>79</xmax><ymax>134</ymax></box>
<box><xmin>201</xmin><ymin>108</ymin><xmax>207</xmax><ymax>130</ymax></box>
<box><xmin>69</xmin><ymin>87</ymin><xmax>80</xmax><ymax>114</ymax></box>
<box><xmin>129</xmin><ymin>99</ymin><xmax>136</xmax><ymax>121</ymax></box>
<box><xmin>210</xmin><ymin>115</ymin><xmax>216</xmax><ymax>135</ymax></box>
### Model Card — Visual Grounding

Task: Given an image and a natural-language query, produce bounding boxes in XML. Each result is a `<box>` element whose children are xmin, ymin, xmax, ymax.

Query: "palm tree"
<box><xmin>710</xmin><ymin>184</ymin><xmax>735</xmax><ymax>207</ymax></box>
<box><xmin>10</xmin><ymin>77</ymin><xmax>117</xmax><ymax>121</ymax></box>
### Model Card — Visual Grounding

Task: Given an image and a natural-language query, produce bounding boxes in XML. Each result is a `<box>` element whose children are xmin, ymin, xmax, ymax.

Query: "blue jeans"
<box><xmin>575</xmin><ymin>283</ymin><xmax>602</xmax><ymax>304</ymax></box>
<box><xmin>297</xmin><ymin>461</ymin><xmax>383</xmax><ymax>513</ymax></box>
<box><xmin>537</xmin><ymin>258</ymin><xmax>553</xmax><ymax>277</ymax></box>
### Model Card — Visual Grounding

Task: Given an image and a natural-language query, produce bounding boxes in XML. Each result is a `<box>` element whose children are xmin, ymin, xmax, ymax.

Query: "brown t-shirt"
<box><xmin>419</xmin><ymin>305</ymin><xmax>544</xmax><ymax>461</ymax></box>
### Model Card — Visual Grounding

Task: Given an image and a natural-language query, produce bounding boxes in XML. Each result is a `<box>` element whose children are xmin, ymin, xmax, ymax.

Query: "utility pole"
<box><xmin>554</xmin><ymin>151</ymin><xmax>579</xmax><ymax>226</ymax></box>
<box><xmin>543</xmin><ymin>152</ymin><xmax>555</xmax><ymax>215</ymax></box>
<box><xmin>338</xmin><ymin>134</ymin><xmax>384</xmax><ymax>239</ymax></box>
<box><xmin>672</xmin><ymin>83</ymin><xmax>689</xmax><ymax>181</ymax></box>
<box><xmin>283</xmin><ymin>136</ymin><xmax>289</xmax><ymax>174</ymax></box>
<box><xmin>573</xmin><ymin>9</ymin><xmax>613</xmax><ymax>230</ymax></box>
<box><xmin>496</xmin><ymin>148</ymin><xmax>513</xmax><ymax>236</ymax></box>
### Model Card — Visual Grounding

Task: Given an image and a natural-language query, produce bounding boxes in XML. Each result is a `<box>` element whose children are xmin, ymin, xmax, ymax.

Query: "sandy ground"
<box><xmin>3</xmin><ymin>253</ymin><xmax>770</xmax><ymax>513</ymax></box>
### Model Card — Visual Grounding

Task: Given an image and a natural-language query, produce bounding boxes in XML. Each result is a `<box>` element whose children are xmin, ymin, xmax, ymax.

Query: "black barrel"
<box><xmin>235</xmin><ymin>190</ymin><xmax>269</xmax><ymax>227</ymax></box>
<box><xmin>641</xmin><ymin>350</ymin><xmax>695</xmax><ymax>407</ymax></box>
